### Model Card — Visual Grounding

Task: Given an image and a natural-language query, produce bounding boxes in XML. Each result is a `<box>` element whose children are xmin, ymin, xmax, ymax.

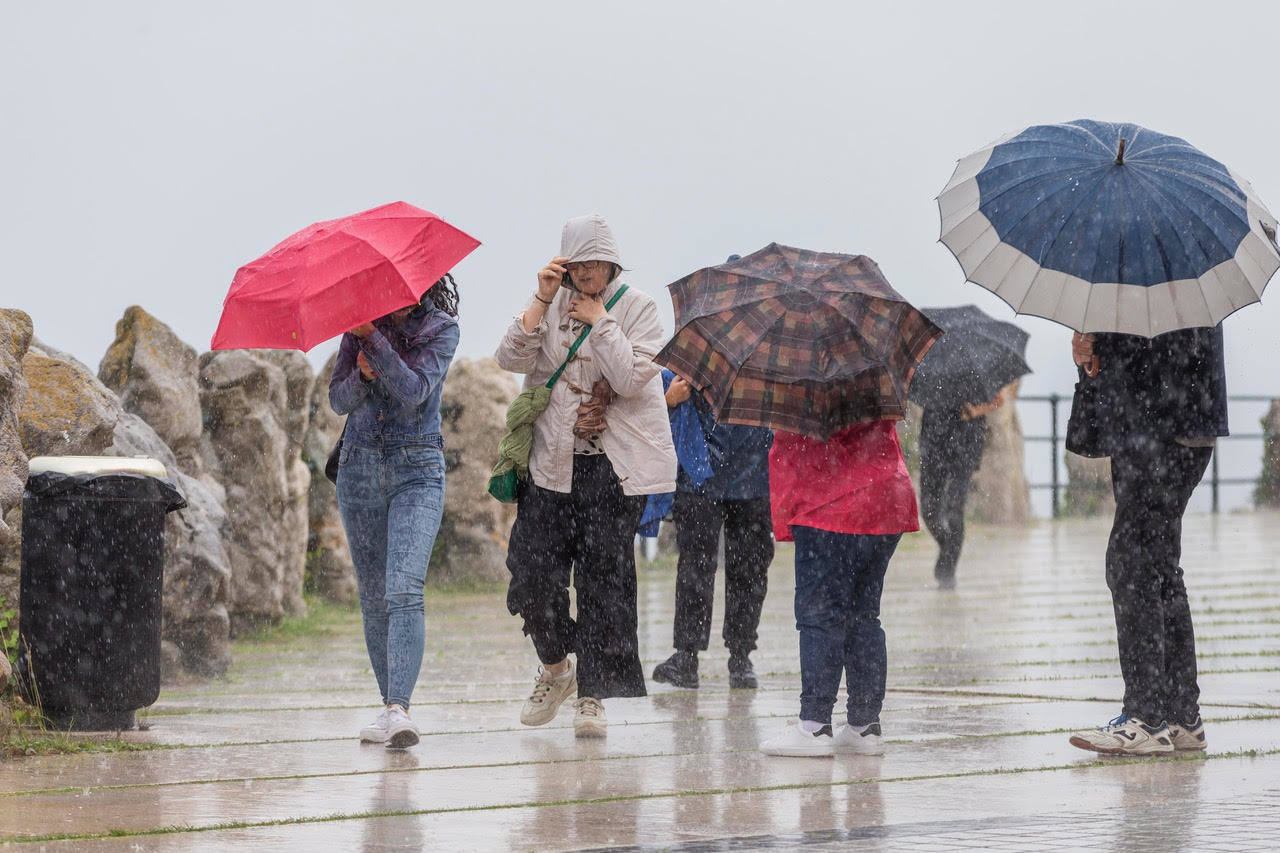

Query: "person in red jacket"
<box><xmin>759</xmin><ymin>420</ymin><xmax>919</xmax><ymax>757</ymax></box>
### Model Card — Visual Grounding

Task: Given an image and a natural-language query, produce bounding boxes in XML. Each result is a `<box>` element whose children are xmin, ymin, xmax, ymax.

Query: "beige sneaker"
<box><xmin>573</xmin><ymin>696</ymin><xmax>607</xmax><ymax>738</ymax></box>
<box><xmin>520</xmin><ymin>661</ymin><xmax>577</xmax><ymax>726</ymax></box>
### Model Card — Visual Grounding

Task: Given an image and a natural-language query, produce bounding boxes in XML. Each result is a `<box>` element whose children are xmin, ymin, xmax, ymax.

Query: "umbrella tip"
<box><xmin>1115</xmin><ymin>137</ymin><xmax>1126</xmax><ymax>165</ymax></box>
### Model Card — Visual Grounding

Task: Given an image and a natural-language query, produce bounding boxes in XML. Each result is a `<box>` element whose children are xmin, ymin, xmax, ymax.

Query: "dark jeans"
<box><xmin>792</xmin><ymin>526</ymin><xmax>901</xmax><ymax>726</ymax></box>
<box><xmin>671</xmin><ymin>493</ymin><xmax>773</xmax><ymax>654</ymax></box>
<box><xmin>919</xmin><ymin>416</ymin><xmax>986</xmax><ymax>581</ymax></box>
<box><xmin>1108</xmin><ymin>439</ymin><xmax>1212</xmax><ymax>725</ymax></box>
<box><xmin>506</xmin><ymin>454</ymin><xmax>648</xmax><ymax>700</ymax></box>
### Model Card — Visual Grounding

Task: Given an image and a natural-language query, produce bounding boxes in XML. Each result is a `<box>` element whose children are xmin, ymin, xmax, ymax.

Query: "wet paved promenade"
<box><xmin>2</xmin><ymin>512</ymin><xmax>1278</xmax><ymax>850</ymax></box>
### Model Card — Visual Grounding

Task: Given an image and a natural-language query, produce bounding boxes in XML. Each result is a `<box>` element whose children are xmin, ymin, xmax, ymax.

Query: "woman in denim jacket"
<box><xmin>329</xmin><ymin>274</ymin><xmax>461</xmax><ymax>749</ymax></box>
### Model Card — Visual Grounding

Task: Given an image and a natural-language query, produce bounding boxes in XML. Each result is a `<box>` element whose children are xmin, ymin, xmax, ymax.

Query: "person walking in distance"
<box><xmin>495</xmin><ymin>214</ymin><xmax>677</xmax><ymax>738</ymax></box>
<box><xmin>1067</xmin><ymin>326</ymin><xmax>1226</xmax><ymax>756</ymax></box>
<box><xmin>651</xmin><ymin>366</ymin><xmax>774</xmax><ymax>690</ymax></box>
<box><xmin>330</xmin><ymin>275</ymin><xmax>461</xmax><ymax>750</ymax></box>
<box><xmin>918</xmin><ymin>392</ymin><xmax>1003</xmax><ymax>590</ymax></box>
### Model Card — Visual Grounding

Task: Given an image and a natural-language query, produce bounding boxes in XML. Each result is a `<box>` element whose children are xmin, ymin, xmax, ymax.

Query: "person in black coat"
<box><xmin>1066</xmin><ymin>325</ymin><xmax>1227</xmax><ymax>757</ymax></box>
<box><xmin>918</xmin><ymin>392</ymin><xmax>1004</xmax><ymax>590</ymax></box>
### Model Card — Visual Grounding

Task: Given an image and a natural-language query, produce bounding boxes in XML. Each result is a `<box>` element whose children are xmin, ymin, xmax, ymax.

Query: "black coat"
<box><xmin>1076</xmin><ymin>326</ymin><xmax>1228</xmax><ymax>454</ymax></box>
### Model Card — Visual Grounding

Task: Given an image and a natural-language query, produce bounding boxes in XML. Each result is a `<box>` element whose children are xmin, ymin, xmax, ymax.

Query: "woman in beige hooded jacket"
<box><xmin>495</xmin><ymin>214</ymin><xmax>676</xmax><ymax>738</ymax></box>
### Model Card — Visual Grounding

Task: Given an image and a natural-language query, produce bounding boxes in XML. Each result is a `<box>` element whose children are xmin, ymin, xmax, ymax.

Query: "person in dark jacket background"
<box><xmin>918</xmin><ymin>391</ymin><xmax>1004</xmax><ymax>590</ymax></box>
<box><xmin>651</xmin><ymin>373</ymin><xmax>775</xmax><ymax>690</ymax></box>
<box><xmin>1067</xmin><ymin>325</ymin><xmax>1227</xmax><ymax>757</ymax></box>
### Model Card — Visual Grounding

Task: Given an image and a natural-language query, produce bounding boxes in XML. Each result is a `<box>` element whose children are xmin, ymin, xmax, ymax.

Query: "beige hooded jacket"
<box><xmin>495</xmin><ymin>215</ymin><xmax>677</xmax><ymax>495</ymax></box>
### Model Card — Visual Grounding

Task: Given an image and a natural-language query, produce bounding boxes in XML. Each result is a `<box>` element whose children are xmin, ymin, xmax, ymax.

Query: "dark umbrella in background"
<box><xmin>909</xmin><ymin>305</ymin><xmax>1030</xmax><ymax>410</ymax></box>
<box><xmin>656</xmin><ymin>243</ymin><xmax>942</xmax><ymax>439</ymax></box>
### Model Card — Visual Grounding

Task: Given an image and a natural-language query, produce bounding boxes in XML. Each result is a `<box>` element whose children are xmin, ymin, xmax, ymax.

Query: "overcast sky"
<box><xmin>5</xmin><ymin>2</ymin><xmax>1279</xmax><ymax>414</ymax></box>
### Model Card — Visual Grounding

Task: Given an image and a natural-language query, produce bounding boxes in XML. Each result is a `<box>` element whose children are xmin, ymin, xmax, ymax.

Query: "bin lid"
<box><xmin>27</xmin><ymin>456</ymin><xmax>169</xmax><ymax>479</ymax></box>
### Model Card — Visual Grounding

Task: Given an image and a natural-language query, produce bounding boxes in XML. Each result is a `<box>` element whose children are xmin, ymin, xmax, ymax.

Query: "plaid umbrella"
<box><xmin>909</xmin><ymin>305</ymin><xmax>1030</xmax><ymax>410</ymax></box>
<box><xmin>656</xmin><ymin>244</ymin><xmax>942</xmax><ymax>439</ymax></box>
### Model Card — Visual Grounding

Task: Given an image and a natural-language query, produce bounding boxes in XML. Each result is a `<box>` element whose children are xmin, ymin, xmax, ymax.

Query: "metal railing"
<box><xmin>1018</xmin><ymin>394</ymin><xmax>1274</xmax><ymax>518</ymax></box>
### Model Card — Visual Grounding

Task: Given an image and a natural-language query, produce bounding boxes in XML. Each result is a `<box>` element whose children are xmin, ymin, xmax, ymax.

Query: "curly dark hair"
<box><xmin>421</xmin><ymin>272</ymin><xmax>460</xmax><ymax>317</ymax></box>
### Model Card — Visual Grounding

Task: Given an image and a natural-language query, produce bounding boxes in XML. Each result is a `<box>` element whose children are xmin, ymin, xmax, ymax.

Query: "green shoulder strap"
<box><xmin>544</xmin><ymin>284</ymin><xmax>629</xmax><ymax>389</ymax></box>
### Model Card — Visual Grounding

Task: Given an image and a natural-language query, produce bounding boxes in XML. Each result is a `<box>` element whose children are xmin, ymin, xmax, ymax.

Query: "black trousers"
<box><xmin>1107</xmin><ymin>440</ymin><xmax>1211</xmax><ymax>725</ymax></box>
<box><xmin>671</xmin><ymin>492</ymin><xmax>773</xmax><ymax>654</ymax></box>
<box><xmin>505</xmin><ymin>454</ymin><xmax>648</xmax><ymax>700</ymax></box>
<box><xmin>919</xmin><ymin>417</ymin><xmax>987</xmax><ymax>581</ymax></box>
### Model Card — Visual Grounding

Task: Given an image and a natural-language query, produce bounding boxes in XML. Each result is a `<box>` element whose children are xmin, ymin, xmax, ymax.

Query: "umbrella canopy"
<box><xmin>211</xmin><ymin>201</ymin><xmax>479</xmax><ymax>351</ymax></box>
<box><xmin>910</xmin><ymin>305</ymin><xmax>1030</xmax><ymax>410</ymax></box>
<box><xmin>939</xmin><ymin>120</ymin><xmax>1280</xmax><ymax>337</ymax></box>
<box><xmin>656</xmin><ymin>244</ymin><xmax>942</xmax><ymax>439</ymax></box>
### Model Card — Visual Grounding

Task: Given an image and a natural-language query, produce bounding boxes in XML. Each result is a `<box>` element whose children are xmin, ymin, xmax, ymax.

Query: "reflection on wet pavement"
<box><xmin>1</xmin><ymin>513</ymin><xmax>1278</xmax><ymax>849</ymax></box>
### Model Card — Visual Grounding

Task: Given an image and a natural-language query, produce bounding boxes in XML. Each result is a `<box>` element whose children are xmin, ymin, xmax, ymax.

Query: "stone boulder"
<box><xmin>19</xmin><ymin>340</ymin><xmax>120</xmax><ymax>457</ymax></box>
<box><xmin>1063</xmin><ymin>453</ymin><xmax>1114</xmax><ymax>517</ymax></box>
<box><xmin>1255</xmin><ymin>400</ymin><xmax>1280</xmax><ymax>509</ymax></box>
<box><xmin>0</xmin><ymin>310</ymin><xmax>32</xmax><ymax>527</ymax></box>
<box><xmin>257</xmin><ymin>351</ymin><xmax>314</xmax><ymax>617</ymax></box>
<box><xmin>199</xmin><ymin>350</ymin><xmax>309</xmax><ymax>630</ymax></box>
<box><xmin>15</xmin><ymin>339</ymin><xmax>231</xmax><ymax>676</ymax></box>
<box><xmin>967</xmin><ymin>380</ymin><xmax>1032</xmax><ymax>524</ymax></box>
<box><xmin>99</xmin><ymin>306</ymin><xmax>205</xmax><ymax>474</ymax></box>
<box><xmin>0</xmin><ymin>310</ymin><xmax>33</xmax><ymax>613</ymax></box>
<box><xmin>303</xmin><ymin>353</ymin><xmax>355</xmax><ymax>603</ymax></box>
<box><xmin>434</xmin><ymin>357</ymin><xmax>518</xmax><ymax>584</ymax></box>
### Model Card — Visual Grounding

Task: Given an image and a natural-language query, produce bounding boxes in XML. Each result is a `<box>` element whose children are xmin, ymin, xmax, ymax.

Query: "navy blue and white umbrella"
<box><xmin>939</xmin><ymin>120</ymin><xmax>1280</xmax><ymax>337</ymax></box>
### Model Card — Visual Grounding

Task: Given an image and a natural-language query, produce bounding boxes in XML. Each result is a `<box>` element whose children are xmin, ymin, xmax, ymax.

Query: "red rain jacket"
<box><xmin>769</xmin><ymin>421</ymin><xmax>920</xmax><ymax>541</ymax></box>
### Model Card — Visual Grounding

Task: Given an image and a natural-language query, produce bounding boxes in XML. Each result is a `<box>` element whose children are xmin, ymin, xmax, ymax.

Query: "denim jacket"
<box><xmin>328</xmin><ymin>305</ymin><xmax>460</xmax><ymax>446</ymax></box>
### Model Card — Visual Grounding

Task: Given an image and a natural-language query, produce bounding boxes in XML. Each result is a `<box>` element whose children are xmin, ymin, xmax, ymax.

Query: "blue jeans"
<box><xmin>792</xmin><ymin>526</ymin><xmax>901</xmax><ymax>726</ymax></box>
<box><xmin>337</xmin><ymin>439</ymin><xmax>446</xmax><ymax>709</ymax></box>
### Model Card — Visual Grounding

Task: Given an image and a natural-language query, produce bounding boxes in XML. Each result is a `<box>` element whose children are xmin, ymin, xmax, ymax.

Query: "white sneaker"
<box><xmin>573</xmin><ymin>696</ymin><xmax>607</xmax><ymax>738</ymax></box>
<box><xmin>834</xmin><ymin>720</ymin><xmax>884</xmax><ymax>755</ymax></box>
<box><xmin>760</xmin><ymin>722</ymin><xmax>834</xmax><ymax>757</ymax></box>
<box><xmin>1069</xmin><ymin>714</ymin><xmax>1173</xmax><ymax>756</ymax></box>
<box><xmin>384</xmin><ymin>705</ymin><xmax>419</xmax><ymax>749</ymax></box>
<box><xmin>521</xmin><ymin>661</ymin><xmax>577</xmax><ymax>727</ymax></box>
<box><xmin>1168</xmin><ymin>717</ymin><xmax>1208</xmax><ymax>751</ymax></box>
<box><xmin>359</xmin><ymin>707</ymin><xmax>390</xmax><ymax>743</ymax></box>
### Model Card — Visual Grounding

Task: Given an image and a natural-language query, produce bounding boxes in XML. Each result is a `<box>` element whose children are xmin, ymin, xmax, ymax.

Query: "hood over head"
<box><xmin>560</xmin><ymin>214</ymin><xmax>622</xmax><ymax>267</ymax></box>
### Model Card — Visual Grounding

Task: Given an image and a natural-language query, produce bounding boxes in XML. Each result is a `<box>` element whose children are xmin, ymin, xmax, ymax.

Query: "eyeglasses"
<box><xmin>565</xmin><ymin>260</ymin><xmax>607</xmax><ymax>273</ymax></box>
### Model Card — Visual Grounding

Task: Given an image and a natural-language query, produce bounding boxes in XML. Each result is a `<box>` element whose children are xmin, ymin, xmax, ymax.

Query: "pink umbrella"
<box><xmin>211</xmin><ymin>201</ymin><xmax>479</xmax><ymax>351</ymax></box>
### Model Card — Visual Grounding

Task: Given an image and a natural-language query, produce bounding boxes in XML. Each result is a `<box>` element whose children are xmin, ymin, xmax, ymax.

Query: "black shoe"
<box><xmin>728</xmin><ymin>652</ymin><xmax>758</xmax><ymax>689</ymax></box>
<box><xmin>652</xmin><ymin>651</ymin><xmax>698</xmax><ymax>689</ymax></box>
<box><xmin>935</xmin><ymin>572</ymin><xmax>956</xmax><ymax>591</ymax></box>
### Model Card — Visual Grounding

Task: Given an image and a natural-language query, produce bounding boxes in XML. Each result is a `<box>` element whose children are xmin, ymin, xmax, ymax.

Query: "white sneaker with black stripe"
<box><xmin>834</xmin><ymin>720</ymin><xmax>884</xmax><ymax>755</ymax></box>
<box><xmin>1069</xmin><ymin>714</ymin><xmax>1173</xmax><ymax>755</ymax></box>
<box><xmin>760</xmin><ymin>722</ymin><xmax>835</xmax><ymax>757</ymax></box>
<box><xmin>1168</xmin><ymin>717</ymin><xmax>1208</xmax><ymax>751</ymax></box>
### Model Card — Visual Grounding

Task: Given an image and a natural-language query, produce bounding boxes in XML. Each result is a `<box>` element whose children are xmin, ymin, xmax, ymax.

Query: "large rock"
<box><xmin>434</xmin><ymin>358</ymin><xmax>518</xmax><ymax>584</ymax></box>
<box><xmin>0</xmin><ymin>310</ymin><xmax>33</xmax><ymax>612</ymax></box>
<box><xmin>0</xmin><ymin>310</ymin><xmax>32</xmax><ymax>528</ymax></box>
<box><xmin>1063</xmin><ymin>453</ymin><xmax>1115</xmax><ymax>517</ymax></box>
<box><xmin>1255</xmin><ymin>400</ymin><xmax>1280</xmax><ymax>509</ymax></box>
<box><xmin>199</xmin><ymin>350</ymin><xmax>309</xmax><ymax>630</ymax></box>
<box><xmin>303</xmin><ymin>353</ymin><xmax>355</xmax><ymax>603</ymax></box>
<box><xmin>19</xmin><ymin>340</ymin><xmax>120</xmax><ymax>457</ymax></box>
<box><xmin>15</xmin><ymin>339</ymin><xmax>232</xmax><ymax>676</ymax></box>
<box><xmin>967</xmin><ymin>380</ymin><xmax>1032</xmax><ymax>524</ymax></box>
<box><xmin>257</xmin><ymin>351</ymin><xmax>313</xmax><ymax>617</ymax></box>
<box><xmin>99</xmin><ymin>306</ymin><xmax>205</xmax><ymax>474</ymax></box>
